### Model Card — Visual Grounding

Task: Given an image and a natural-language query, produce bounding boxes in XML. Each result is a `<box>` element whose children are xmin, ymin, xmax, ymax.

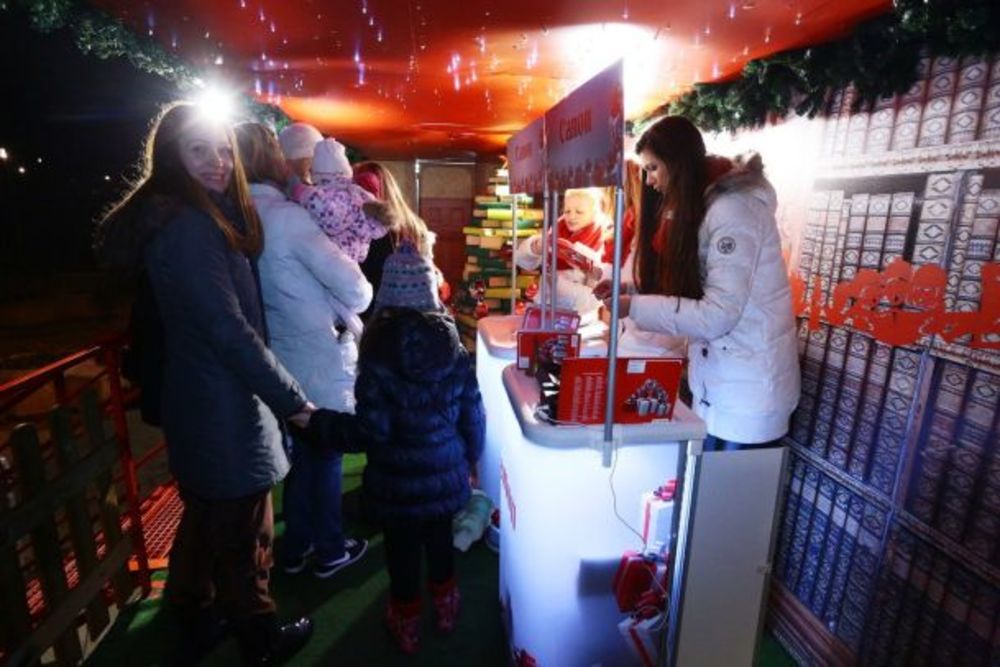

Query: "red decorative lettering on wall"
<box><xmin>792</xmin><ymin>259</ymin><xmax>1000</xmax><ymax>348</ymax></box>
<box><xmin>500</xmin><ymin>460</ymin><xmax>516</xmax><ymax>531</ymax></box>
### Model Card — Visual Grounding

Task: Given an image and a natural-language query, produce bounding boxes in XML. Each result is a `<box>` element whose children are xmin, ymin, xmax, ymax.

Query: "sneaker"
<box><xmin>282</xmin><ymin>545</ymin><xmax>315</xmax><ymax>575</ymax></box>
<box><xmin>313</xmin><ymin>538</ymin><xmax>368</xmax><ymax>579</ymax></box>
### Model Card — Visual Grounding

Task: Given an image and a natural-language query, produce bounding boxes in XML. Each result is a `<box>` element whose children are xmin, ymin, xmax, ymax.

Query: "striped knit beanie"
<box><xmin>374</xmin><ymin>241</ymin><xmax>441</xmax><ymax>313</ymax></box>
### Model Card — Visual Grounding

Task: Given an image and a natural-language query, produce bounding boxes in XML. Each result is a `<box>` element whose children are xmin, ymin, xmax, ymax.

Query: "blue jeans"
<box><xmin>703</xmin><ymin>435</ymin><xmax>783</xmax><ymax>452</ymax></box>
<box><xmin>282</xmin><ymin>437</ymin><xmax>345</xmax><ymax>563</ymax></box>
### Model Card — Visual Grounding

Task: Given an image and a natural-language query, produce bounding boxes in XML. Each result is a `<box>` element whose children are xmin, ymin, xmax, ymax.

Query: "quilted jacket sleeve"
<box><xmin>456</xmin><ymin>355</ymin><xmax>486</xmax><ymax>465</ymax></box>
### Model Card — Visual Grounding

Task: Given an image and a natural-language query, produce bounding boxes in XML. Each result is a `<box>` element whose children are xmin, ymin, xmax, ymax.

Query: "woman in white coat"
<box><xmin>235</xmin><ymin>123</ymin><xmax>371</xmax><ymax>576</ymax></box>
<box><xmin>597</xmin><ymin>116</ymin><xmax>800</xmax><ymax>450</ymax></box>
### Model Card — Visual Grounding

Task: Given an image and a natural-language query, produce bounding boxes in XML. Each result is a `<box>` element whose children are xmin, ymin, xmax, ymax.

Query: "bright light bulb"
<box><xmin>0</xmin><ymin>147</ymin><xmax>8</xmax><ymax>160</ymax></box>
<box><xmin>194</xmin><ymin>85</ymin><xmax>237</xmax><ymax>123</ymax></box>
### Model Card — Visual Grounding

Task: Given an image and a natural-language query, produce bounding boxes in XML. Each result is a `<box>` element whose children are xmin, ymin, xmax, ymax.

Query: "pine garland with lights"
<box><xmin>8</xmin><ymin>0</ymin><xmax>291</xmax><ymax>128</ymax></box>
<box><xmin>642</xmin><ymin>0</ymin><xmax>1000</xmax><ymax>134</ymax></box>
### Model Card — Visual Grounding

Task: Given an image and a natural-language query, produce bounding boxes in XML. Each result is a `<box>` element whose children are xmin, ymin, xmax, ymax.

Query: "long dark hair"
<box><xmin>633</xmin><ymin>116</ymin><xmax>708</xmax><ymax>299</ymax></box>
<box><xmin>234</xmin><ymin>122</ymin><xmax>289</xmax><ymax>187</ymax></box>
<box><xmin>100</xmin><ymin>102</ymin><xmax>263</xmax><ymax>255</ymax></box>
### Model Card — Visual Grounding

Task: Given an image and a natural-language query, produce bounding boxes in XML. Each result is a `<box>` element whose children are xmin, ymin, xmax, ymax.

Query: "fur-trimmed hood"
<box><xmin>704</xmin><ymin>152</ymin><xmax>777</xmax><ymax>216</ymax></box>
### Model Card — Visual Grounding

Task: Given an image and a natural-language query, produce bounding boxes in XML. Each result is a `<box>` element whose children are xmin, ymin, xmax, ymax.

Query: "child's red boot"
<box><xmin>429</xmin><ymin>578</ymin><xmax>461</xmax><ymax>633</ymax></box>
<box><xmin>384</xmin><ymin>598</ymin><xmax>422</xmax><ymax>654</ymax></box>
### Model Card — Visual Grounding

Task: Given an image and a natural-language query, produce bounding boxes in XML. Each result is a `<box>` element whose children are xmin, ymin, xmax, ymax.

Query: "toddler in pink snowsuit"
<box><xmin>289</xmin><ymin>138</ymin><xmax>389</xmax><ymax>264</ymax></box>
<box><xmin>289</xmin><ymin>138</ymin><xmax>390</xmax><ymax>337</ymax></box>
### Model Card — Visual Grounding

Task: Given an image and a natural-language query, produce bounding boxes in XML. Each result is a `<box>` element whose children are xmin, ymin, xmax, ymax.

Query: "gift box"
<box><xmin>612</xmin><ymin>550</ymin><xmax>669</xmax><ymax>613</ymax></box>
<box><xmin>557</xmin><ymin>357</ymin><xmax>683</xmax><ymax>424</ymax></box>
<box><xmin>516</xmin><ymin>330</ymin><xmax>581</xmax><ymax>373</ymax></box>
<box><xmin>618</xmin><ymin>611</ymin><xmax>665</xmax><ymax>667</ymax></box>
<box><xmin>640</xmin><ymin>492</ymin><xmax>674</xmax><ymax>548</ymax></box>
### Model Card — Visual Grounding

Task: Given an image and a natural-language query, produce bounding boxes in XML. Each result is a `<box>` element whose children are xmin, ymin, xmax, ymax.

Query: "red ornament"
<box><xmin>524</xmin><ymin>281</ymin><xmax>539</xmax><ymax>300</ymax></box>
<box><xmin>474</xmin><ymin>299</ymin><xmax>490</xmax><ymax>319</ymax></box>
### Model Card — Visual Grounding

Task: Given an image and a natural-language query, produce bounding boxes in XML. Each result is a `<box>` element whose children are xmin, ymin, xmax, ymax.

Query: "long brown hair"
<box><xmin>353</xmin><ymin>161</ymin><xmax>435</xmax><ymax>260</ymax></box>
<box><xmin>234</xmin><ymin>122</ymin><xmax>289</xmax><ymax>187</ymax></box>
<box><xmin>633</xmin><ymin>116</ymin><xmax>708</xmax><ymax>299</ymax></box>
<box><xmin>101</xmin><ymin>102</ymin><xmax>263</xmax><ymax>255</ymax></box>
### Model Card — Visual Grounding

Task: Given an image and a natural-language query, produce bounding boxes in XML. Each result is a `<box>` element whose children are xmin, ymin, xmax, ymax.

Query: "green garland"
<box><xmin>641</xmin><ymin>0</ymin><xmax>1000</xmax><ymax>134</ymax></box>
<box><xmin>8</xmin><ymin>0</ymin><xmax>290</xmax><ymax>129</ymax></box>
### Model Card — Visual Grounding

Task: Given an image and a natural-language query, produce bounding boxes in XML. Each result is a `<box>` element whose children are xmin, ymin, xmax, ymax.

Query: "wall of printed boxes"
<box><xmin>769</xmin><ymin>53</ymin><xmax>1000</xmax><ymax>664</ymax></box>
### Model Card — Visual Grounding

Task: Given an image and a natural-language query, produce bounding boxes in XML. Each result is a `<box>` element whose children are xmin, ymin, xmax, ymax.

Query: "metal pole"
<box><xmin>414</xmin><ymin>160</ymin><xmax>422</xmax><ymax>212</ymax></box>
<box><xmin>540</xmin><ymin>187</ymin><xmax>550</xmax><ymax>327</ymax></box>
<box><xmin>510</xmin><ymin>195</ymin><xmax>519</xmax><ymax>314</ymax></box>
<box><xmin>601</xmin><ymin>187</ymin><xmax>626</xmax><ymax>465</ymax></box>
<box><xmin>665</xmin><ymin>438</ymin><xmax>704</xmax><ymax>666</ymax></box>
<box><xmin>549</xmin><ymin>190</ymin><xmax>560</xmax><ymax>326</ymax></box>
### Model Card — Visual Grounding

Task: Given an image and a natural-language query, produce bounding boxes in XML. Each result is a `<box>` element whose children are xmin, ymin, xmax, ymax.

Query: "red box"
<box><xmin>612</xmin><ymin>551</ymin><xmax>668</xmax><ymax>613</ymax></box>
<box><xmin>556</xmin><ymin>357</ymin><xmax>684</xmax><ymax>424</ymax></box>
<box><xmin>520</xmin><ymin>305</ymin><xmax>580</xmax><ymax>331</ymax></box>
<box><xmin>516</xmin><ymin>330</ymin><xmax>581</xmax><ymax>372</ymax></box>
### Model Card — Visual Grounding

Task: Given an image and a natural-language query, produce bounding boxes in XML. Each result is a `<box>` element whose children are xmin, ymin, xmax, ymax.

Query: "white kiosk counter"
<box><xmin>475</xmin><ymin>315</ymin><xmax>521</xmax><ymax>510</ymax></box>
<box><xmin>476</xmin><ymin>314</ymin><xmax>606</xmax><ymax>509</ymax></box>
<box><xmin>499</xmin><ymin>364</ymin><xmax>706</xmax><ymax>667</ymax></box>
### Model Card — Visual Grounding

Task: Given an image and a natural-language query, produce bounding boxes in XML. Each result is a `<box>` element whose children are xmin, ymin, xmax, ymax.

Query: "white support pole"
<box><xmin>601</xmin><ymin>187</ymin><xmax>626</xmax><ymax>467</ymax></box>
<box><xmin>548</xmin><ymin>190</ymin><xmax>560</xmax><ymax>326</ymax></box>
<box><xmin>510</xmin><ymin>196</ymin><xmax>519</xmax><ymax>314</ymax></box>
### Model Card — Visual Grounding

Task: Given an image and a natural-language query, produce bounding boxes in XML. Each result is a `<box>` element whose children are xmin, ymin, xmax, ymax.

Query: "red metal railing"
<box><xmin>0</xmin><ymin>335</ymin><xmax>153</xmax><ymax>595</ymax></box>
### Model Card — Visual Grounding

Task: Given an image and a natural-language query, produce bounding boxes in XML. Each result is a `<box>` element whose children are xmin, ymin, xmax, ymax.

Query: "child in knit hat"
<box><xmin>289</xmin><ymin>138</ymin><xmax>390</xmax><ymax>264</ymax></box>
<box><xmin>352</xmin><ymin>241</ymin><xmax>485</xmax><ymax>654</ymax></box>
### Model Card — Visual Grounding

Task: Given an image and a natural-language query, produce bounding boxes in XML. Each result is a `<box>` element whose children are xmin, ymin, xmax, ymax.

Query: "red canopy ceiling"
<box><xmin>93</xmin><ymin>0</ymin><xmax>890</xmax><ymax>158</ymax></box>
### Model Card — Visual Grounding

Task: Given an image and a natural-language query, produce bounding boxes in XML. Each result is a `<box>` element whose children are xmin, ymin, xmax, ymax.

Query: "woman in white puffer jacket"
<box><xmin>235</xmin><ymin>123</ymin><xmax>372</xmax><ymax>578</ymax></box>
<box><xmin>598</xmin><ymin>116</ymin><xmax>799</xmax><ymax>449</ymax></box>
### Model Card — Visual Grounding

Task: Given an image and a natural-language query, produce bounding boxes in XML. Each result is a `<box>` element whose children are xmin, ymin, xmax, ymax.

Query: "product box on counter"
<box><xmin>556</xmin><ymin>357</ymin><xmax>683</xmax><ymax>424</ymax></box>
<box><xmin>520</xmin><ymin>305</ymin><xmax>581</xmax><ymax>332</ymax></box>
<box><xmin>516</xmin><ymin>330</ymin><xmax>581</xmax><ymax>373</ymax></box>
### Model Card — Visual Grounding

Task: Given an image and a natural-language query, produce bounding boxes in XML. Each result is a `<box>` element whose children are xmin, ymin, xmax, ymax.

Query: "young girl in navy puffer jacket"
<box><xmin>355</xmin><ymin>242</ymin><xmax>485</xmax><ymax>654</ymax></box>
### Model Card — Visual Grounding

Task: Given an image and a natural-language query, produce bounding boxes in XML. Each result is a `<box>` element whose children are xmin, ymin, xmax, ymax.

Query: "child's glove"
<box><xmin>289</xmin><ymin>408</ymin><xmax>364</xmax><ymax>454</ymax></box>
<box><xmin>285</xmin><ymin>173</ymin><xmax>308</xmax><ymax>201</ymax></box>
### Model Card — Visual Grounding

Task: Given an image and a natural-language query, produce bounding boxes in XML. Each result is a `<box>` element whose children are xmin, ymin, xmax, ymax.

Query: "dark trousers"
<box><xmin>165</xmin><ymin>488</ymin><xmax>276</xmax><ymax>621</ymax></box>
<box><xmin>382</xmin><ymin>516</ymin><xmax>454</xmax><ymax>602</ymax></box>
<box><xmin>282</xmin><ymin>437</ymin><xmax>345</xmax><ymax>563</ymax></box>
<box><xmin>703</xmin><ymin>435</ymin><xmax>783</xmax><ymax>452</ymax></box>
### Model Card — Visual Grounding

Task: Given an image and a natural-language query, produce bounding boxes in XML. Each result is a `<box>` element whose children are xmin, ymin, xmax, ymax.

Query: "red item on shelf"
<box><xmin>612</xmin><ymin>550</ymin><xmax>669</xmax><ymax>613</ymax></box>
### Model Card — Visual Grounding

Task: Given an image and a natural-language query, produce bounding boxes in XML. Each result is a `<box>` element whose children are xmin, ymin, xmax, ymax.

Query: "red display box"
<box><xmin>556</xmin><ymin>357</ymin><xmax>683</xmax><ymax>424</ymax></box>
<box><xmin>516</xmin><ymin>330</ymin><xmax>581</xmax><ymax>372</ymax></box>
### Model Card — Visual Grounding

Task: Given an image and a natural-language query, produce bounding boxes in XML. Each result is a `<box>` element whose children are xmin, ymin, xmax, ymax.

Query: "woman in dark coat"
<box><xmin>355</xmin><ymin>242</ymin><xmax>485</xmax><ymax>654</ymax></box>
<box><xmin>95</xmin><ymin>102</ymin><xmax>314</xmax><ymax>666</ymax></box>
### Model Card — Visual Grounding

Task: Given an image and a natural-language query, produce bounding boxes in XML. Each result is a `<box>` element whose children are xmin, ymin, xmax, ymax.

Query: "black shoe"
<box><xmin>313</xmin><ymin>538</ymin><xmax>368</xmax><ymax>579</ymax></box>
<box><xmin>170</xmin><ymin>605</ymin><xmax>230</xmax><ymax>665</ymax></box>
<box><xmin>238</xmin><ymin>614</ymin><xmax>313</xmax><ymax>666</ymax></box>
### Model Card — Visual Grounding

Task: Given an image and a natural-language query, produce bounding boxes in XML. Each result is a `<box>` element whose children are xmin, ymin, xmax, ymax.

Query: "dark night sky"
<box><xmin>0</xmin><ymin>5</ymin><xmax>182</xmax><ymax>291</ymax></box>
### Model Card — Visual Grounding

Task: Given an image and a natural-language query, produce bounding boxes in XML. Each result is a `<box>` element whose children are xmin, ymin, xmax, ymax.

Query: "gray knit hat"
<box><xmin>374</xmin><ymin>242</ymin><xmax>441</xmax><ymax>313</ymax></box>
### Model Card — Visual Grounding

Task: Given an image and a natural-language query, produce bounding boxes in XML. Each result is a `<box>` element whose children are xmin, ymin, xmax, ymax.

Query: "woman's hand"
<box><xmin>593</xmin><ymin>279</ymin><xmax>628</xmax><ymax>301</ymax></box>
<box><xmin>288</xmin><ymin>402</ymin><xmax>317</xmax><ymax>429</ymax></box>
<box><xmin>602</xmin><ymin>295</ymin><xmax>631</xmax><ymax>319</ymax></box>
<box><xmin>529</xmin><ymin>236</ymin><xmax>543</xmax><ymax>254</ymax></box>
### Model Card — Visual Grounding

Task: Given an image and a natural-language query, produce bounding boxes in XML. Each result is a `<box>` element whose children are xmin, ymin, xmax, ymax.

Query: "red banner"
<box><xmin>544</xmin><ymin>60</ymin><xmax>624</xmax><ymax>191</ymax></box>
<box><xmin>507</xmin><ymin>116</ymin><xmax>545</xmax><ymax>195</ymax></box>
